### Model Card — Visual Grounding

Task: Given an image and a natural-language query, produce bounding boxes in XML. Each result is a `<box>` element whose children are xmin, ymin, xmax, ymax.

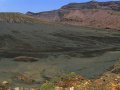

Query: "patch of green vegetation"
<box><xmin>41</xmin><ymin>72</ymin><xmax>77</xmax><ymax>89</ymax></box>
<box><xmin>40</xmin><ymin>82</ymin><xmax>54</xmax><ymax>90</ymax></box>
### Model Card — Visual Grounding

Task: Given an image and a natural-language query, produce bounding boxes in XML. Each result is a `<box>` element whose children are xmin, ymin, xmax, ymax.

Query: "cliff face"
<box><xmin>26</xmin><ymin>1</ymin><xmax>120</xmax><ymax>30</ymax></box>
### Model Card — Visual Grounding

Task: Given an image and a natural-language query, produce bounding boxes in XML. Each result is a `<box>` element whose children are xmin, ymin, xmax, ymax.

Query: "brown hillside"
<box><xmin>60</xmin><ymin>9</ymin><xmax>120</xmax><ymax>29</ymax></box>
<box><xmin>26</xmin><ymin>1</ymin><xmax>120</xmax><ymax>30</ymax></box>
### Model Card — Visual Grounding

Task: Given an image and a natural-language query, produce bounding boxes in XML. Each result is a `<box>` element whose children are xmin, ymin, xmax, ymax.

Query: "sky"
<box><xmin>0</xmin><ymin>0</ymin><xmax>119</xmax><ymax>13</ymax></box>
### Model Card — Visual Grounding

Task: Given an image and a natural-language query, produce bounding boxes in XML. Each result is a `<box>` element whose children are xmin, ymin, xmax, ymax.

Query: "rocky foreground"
<box><xmin>0</xmin><ymin>59</ymin><xmax>120</xmax><ymax>90</ymax></box>
<box><xmin>55</xmin><ymin>59</ymin><xmax>120</xmax><ymax>90</ymax></box>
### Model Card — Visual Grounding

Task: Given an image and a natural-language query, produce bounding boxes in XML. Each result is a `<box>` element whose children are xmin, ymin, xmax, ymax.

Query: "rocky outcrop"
<box><xmin>54</xmin><ymin>60</ymin><xmax>120</xmax><ymax>90</ymax></box>
<box><xmin>14</xmin><ymin>56</ymin><xmax>39</xmax><ymax>62</ymax></box>
<box><xmin>27</xmin><ymin>1</ymin><xmax>120</xmax><ymax>30</ymax></box>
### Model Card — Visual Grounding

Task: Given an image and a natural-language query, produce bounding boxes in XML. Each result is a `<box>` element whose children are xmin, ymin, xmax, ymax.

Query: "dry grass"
<box><xmin>0</xmin><ymin>13</ymin><xmax>42</xmax><ymax>23</ymax></box>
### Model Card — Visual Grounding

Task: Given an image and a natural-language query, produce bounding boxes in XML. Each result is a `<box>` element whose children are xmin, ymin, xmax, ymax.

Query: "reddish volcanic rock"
<box><xmin>60</xmin><ymin>9</ymin><xmax>120</xmax><ymax>29</ymax></box>
<box><xmin>61</xmin><ymin>1</ymin><xmax>120</xmax><ymax>11</ymax></box>
<box><xmin>26</xmin><ymin>1</ymin><xmax>120</xmax><ymax>30</ymax></box>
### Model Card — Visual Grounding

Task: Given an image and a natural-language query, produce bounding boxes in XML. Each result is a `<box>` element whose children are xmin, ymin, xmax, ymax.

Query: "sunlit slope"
<box><xmin>0</xmin><ymin>13</ymin><xmax>42</xmax><ymax>23</ymax></box>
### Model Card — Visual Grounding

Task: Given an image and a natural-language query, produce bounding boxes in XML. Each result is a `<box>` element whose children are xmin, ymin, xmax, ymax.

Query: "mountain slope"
<box><xmin>0</xmin><ymin>13</ymin><xmax>43</xmax><ymax>23</ymax></box>
<box><xmin>59</xmin><ymin>9</ymin><xmax>120</xmax><ymax>29</ymax></box>
<box><xmin>0</xmin><ymin>12</ymin><xmax>120</xmax><ymax>87</ymax></box>
<box><xmin>26</xmin><ymin>1</ymin><xmax>120</xmax><ymax>30</ymax></box>
<box><xmin>61</xmin><ymin>1</ymin><xmax>120</xmax><ymax>11</ymax></box>
<box><xmin>0</xmin><ymin>13</ymin><xmax>120</xmax><ymax>58</ymax></box>
<box><xmin>26</xmin><ymin>10</ymin><xmax>60</xmax><ymax>22</ymax></box>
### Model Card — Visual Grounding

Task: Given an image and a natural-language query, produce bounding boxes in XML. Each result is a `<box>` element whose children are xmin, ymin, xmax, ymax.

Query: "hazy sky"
<box><xmin>0</xmin><ymin>0</ymin><xmax>119</xmax><ymax>13</ymax></box>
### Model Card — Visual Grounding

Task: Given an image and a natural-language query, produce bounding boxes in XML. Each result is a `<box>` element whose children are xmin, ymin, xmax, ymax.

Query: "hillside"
<box><xmin>0</xmin><ymin>11</ymin><xmax>120</xmax><ymax>88</ymax></box>
<box><xmin>0</xmin><ymin>20</ymin><xmax>120</xmax><ymax>58</ymax></box>
<box><xmin>61</xmin><ymin>1</ymin><xmax>120</xmax><ymax>11</ymax></box>
<box><xmin>0</xmin><ymin>12</ymin><xmax>120</xmax><ymax>57</ymax></box>
<box><xmin>0</xmin><ymin>13</ymin><xmax>42</xmax><ymax>23</ymax></box>
<box><xmin>26</xmin><ymin>1</ymin><xmax>120</xmax><ymax>30</ymax></box>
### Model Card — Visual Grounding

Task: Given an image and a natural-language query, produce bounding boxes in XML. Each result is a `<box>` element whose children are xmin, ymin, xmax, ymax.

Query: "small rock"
<box><xmin>14</xmin><ymin>87</ymin><xmax>19</xmax><ymax>90</ymax></box>
<box><xmin>2</xmin><ymin>81</ymin><xmax>9</xmax><ymax>85</ymax></box>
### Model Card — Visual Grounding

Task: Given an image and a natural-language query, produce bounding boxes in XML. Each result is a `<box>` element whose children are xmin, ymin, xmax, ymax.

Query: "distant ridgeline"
<box><xmin>0</xmin><ymin>1</ymin><xmax>119</xmax><ymax>29</ymax></box>
<box><xmin>61</xmin><ymin>1</ymin><xmax>120</xmax><ymax>11</ymax></box>
<box><xmin>26</xmin><ymin>1</ymin><xmax>120</xmax><ymax>30</ymax></box>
